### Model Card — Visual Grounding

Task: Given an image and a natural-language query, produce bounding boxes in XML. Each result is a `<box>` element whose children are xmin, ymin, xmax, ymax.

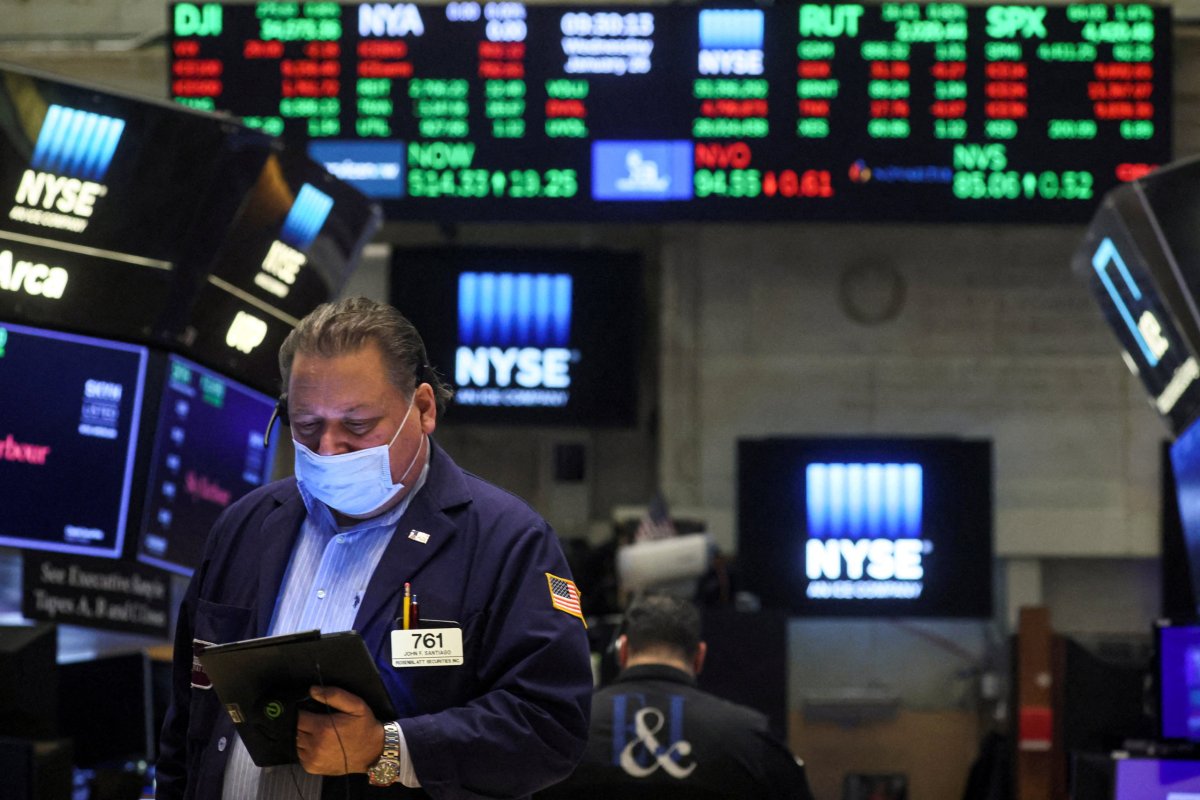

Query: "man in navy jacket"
<box><xmin>538</xmin><ymin>593</ymin><xmax>813</xmax><ymax>800</ymax></box>
<box><xmin>156</xmin><ymin>298</ymin><xmax>592</xmax><ymax>799</ymax></box>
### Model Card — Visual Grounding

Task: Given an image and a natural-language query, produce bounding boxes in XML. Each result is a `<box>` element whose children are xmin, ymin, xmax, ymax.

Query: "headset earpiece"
<box><xmin>264</xmin><ymin>393</ymin><xmax>289</xmax><ymax>443</ymax></box>
<box><xmin>276</xmin><ymin>393</ymin><xmax>289</xmax><ymax>427</ymax></box>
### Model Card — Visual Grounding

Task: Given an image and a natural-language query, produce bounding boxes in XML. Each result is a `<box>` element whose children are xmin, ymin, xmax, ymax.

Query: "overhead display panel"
<box><xmin>391</xmin><ymin>247</ymin><xmax>642</xmax><ymax>426</ymax></box>
<box><xmin>0</xmin><ymin>62</ymin><xmax>273</xmax><ymax>342</ymax></box>
<box><xmin>737</xmin><ymin>436</ymin><xmax>994</xmax><ymax>618</ymax></box>
<box><xmin>175</xmin><ymin>147</ymin><xmax>380</xmax><ymax>394</ymax></box>
<box><xmin>1074</xmin><ymin>157</ymin><xmax>1200</xmax><ymax>435</ymax></box>
<box><xmin>168</xmin><ymin>1</ymin><xmax>1171</xmax><ymax>223</ymax></box>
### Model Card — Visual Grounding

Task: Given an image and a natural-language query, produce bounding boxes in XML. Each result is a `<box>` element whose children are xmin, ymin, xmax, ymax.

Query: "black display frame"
<box><xmin>167</xmin><ymin>1</ymin><xmax>1173</xmax><ymax>224</ymax></box>
<box><xmin>737</xmin><ymin>436</ymin><xmax>994</xmax><ymax>618</ymax></box>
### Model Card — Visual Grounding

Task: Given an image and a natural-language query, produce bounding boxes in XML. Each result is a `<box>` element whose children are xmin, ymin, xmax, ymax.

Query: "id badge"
<box><xmin>390</xmin><ymin>628</ymin><xmax>464</xmax><ymax>667</ymax></box>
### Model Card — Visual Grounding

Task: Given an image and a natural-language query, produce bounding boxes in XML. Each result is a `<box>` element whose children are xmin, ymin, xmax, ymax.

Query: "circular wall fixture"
<box><xmin>838</xmin><ymin>261</ymin><xmax>906</xmax><ymax>325</ymax></box>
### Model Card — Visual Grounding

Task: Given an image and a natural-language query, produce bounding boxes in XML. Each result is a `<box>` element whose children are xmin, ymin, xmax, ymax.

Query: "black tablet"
<box><xmin>198</xmin><ymin>629</ymin><xmax>397</xmax><ymax>767</ymax></box>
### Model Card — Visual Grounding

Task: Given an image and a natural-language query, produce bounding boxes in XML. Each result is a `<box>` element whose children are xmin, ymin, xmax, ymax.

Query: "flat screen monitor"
<box><xmin>58</xmin><ymin>651</ymin><xmax>153</xmax><ymax>767</ymax></box>
<box><xmin>136</xmin><ymin>354</ymin><xmax>278</xmax><ymax>576</ymax></box>
<box><xmin>0</xmin><ymin>321</ymin><xmax>147</xmax><ymax>558</ymax></box>
<box><xmin>1169</xmin><ymin>419</ymin><xmax>1200</xmax><ymax>616</ymax></box>
<box><xmin>1115</xmin><ymin>758</ymin><xmax>1200</xmax><ymax>800</ymax></box>
<box><xmin>737</xmin><ymin>436</ymin><xmax>993</xmax><ymax>617</ymax></box>
<box><xmin>391</xmin><ymin>247</ymin><xmax>642</xmax><ymax>426</ymax></box>
<box><xmin>0</xmin><ymin>623</ymin><xmax>58</xmax><ymax>739</ymax></box>
<box><xmin>167</xmin><ymin>1</ymin><xmax>1172</xmax><ymax>224</ymax></box>
<box><xmin>0</xmin><ymin>61</ymin><xmax>273</xmax><ymax>344</ymax></box>
<box><xmin>1075</xmin><ymin>157</ymin><xmax>1200</xmax><ymax>435</ymax></box>
<box><xmin>176</xmin><ymin>146</ymin><xmax>381</xmax><ymax>395</ymax></box>
<box><xmin>1156</xmin><ymin>620</ymin><xmax>1200</xmax><ymax>742</ymax></box>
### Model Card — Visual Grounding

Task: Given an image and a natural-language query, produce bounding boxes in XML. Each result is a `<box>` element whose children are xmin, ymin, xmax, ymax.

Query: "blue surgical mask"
<box><xmin>293</xmin><ymin>394</ymin><xmax>424</xmax><ymax>516</ymax></box>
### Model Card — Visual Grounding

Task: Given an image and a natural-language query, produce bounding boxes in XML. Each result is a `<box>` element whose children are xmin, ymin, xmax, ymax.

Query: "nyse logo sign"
<box><xmin>697</xmin><ymin>9</ymin><xmax>764</xmax><ymax>75</ymax></box>
<box><xmin>454</xmin><ymin>272</ymin><xmax>577</xmax><ymax>409</ymax></box>
<box><xmin>804</xmin><ymin>462</ymin><xmax>930</xmax><ymax>600</ymax></box>
<box><xmin>10</xmin><ymin>105</ymin><xmax>125</xmax><ymax>234</ymax></box>
<box><xmin>254</xmin><ymin>184</ymin><xmax>333</xmax><ymax>300</ymax></box>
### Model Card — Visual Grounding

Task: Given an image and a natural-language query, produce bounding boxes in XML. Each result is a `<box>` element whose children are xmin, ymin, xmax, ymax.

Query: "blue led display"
<box><xmin>278</xmin><ymin>183</ymin><xmax>334</xmax><ymax>251</ymax></box>
<box><xmin>698</xmin><ymin>9</ymin><xmax>764</xmax><ymax>49</ymax></box>
<box><xmin>307</xmin><ymin>140</ymin><xmax>405</xmax><ymax>199</ymax></box>
<box><xmin>458</xmin><ymin>272</ymin><xmax>573</xmax><ymax>347</ymax></box>
<box><xmin>30</xmin><ymin>104</ymin><xmax>125</xmax><ymax>181</ymax></box>
<box><xmin>591</xmin><ymin>141</ymin><xmax>694</xmax><ymax>202</ymax></box>
<box><xmin>806</xmin><ymin>462</ymin><xmax>923</xmax><ymax>540</ymax></box>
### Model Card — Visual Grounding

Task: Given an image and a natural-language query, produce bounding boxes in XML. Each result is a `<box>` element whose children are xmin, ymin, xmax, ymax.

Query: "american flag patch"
<box><xmin>546</xmin><ymin>573</ymin><xmax>586</xmax><ymax>627</ymax></box>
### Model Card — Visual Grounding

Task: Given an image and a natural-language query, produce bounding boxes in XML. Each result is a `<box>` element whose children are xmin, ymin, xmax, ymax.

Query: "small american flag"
<box><xmin>546</xmin><ymin>573</ymin><xmax>586</xmax><ymax>627</ymax></box>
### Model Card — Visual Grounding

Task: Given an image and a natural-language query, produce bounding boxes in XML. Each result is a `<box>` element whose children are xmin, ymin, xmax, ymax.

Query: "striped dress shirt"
<box><xmin>221</xmin><ymin>465</ymin><xmax>427</xmax><ymax>799</ymax></box>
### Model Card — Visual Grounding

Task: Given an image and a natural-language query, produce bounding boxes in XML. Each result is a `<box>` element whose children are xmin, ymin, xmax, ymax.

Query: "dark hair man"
<box><xmin>541</xmin><ymin>592</ymin><xmax>815</xmax><ymax>800</ymax></box>
<box><xmin>157</xmin><ymin>297</ymin><xmax>593</xmax><ymax>799</ymax></box>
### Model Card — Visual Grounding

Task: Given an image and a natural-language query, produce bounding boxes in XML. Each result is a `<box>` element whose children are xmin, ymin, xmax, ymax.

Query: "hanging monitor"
<box><xmin>175</xmin><ymin>146</ymin><xmax>381</xmax><ymax>395</ymax></box>
<box><xmin>136</xmin><ymin>353</ymin><xmax>279</xmax><ymax>576</ymax></box>
<box><xmin>1074</xmin><ymin>156</ymin><xmax>1200</xmax><ymax>435</ymax></box>
<box><xmin>0</xmin><ymin>321</ymin><xmax>147</xmax><ymax>559</ymax></box>
<box><xmin>0</xmin><ymin>61</ymin><xmax>274</xmax><ymax>344</ymax></box>
<box><xmin>737</xmin><ymin>436</ymin><xmax>993</xmax><ymax>617</ymax></box>
<box><xmin>391</xmin><ymin>247</ymin><xmax>642</xmax><ymax>426</ymax></box>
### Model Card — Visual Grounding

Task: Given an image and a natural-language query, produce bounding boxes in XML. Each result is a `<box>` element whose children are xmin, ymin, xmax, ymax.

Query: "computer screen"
<box><xmin>177</xmin><ymin>146</ymin><xmax>381</xmax><ymax>395</ymax></box>
<box><xmin>737</xmin><ymin>436</ymin><xmax>993</xmax><ymax>617</ymax></box>
<box><xmin>1075</xmin><ymin>157</ymin><xmax>1200</xmax><ymax>436</ymax></box>
<box><xmin>1156</xmin><ymin>621</ymin><xmax>1200</xmax><ymax>742</ymax></box>
<box><xmin>0</xmin><ymin>321</ymin><xmax>147</xmax><ymax>558</ymax></box>
<box><xmin>391</xmin><ymin>247</ymin><xmax>642</xmax><ymax>426</ymax></box>
<box><xmin>0</xmin><ymin>62</ymin><xmax>273</xmax><ymax>344</ymax></box>
<box><xmin>1169</xmin><ymin>419</ymin><xmax>1200</xmax><ymax>617</ymax></box>
<box><xmin>136</xmin><ymin>354</ymin><xmax>279</xmax><ymax>576</ymax></box>
<box><xmin>1115</xmin><ymin>758</ymin><xmax>1200</xmax><ymax>800</ymax></box>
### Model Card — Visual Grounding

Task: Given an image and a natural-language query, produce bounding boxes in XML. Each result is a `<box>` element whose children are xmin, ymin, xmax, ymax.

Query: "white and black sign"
<box><xmin>22</xmin><ymin>551</ymin><xmax>170</xmax><ymax>636</ymax></box>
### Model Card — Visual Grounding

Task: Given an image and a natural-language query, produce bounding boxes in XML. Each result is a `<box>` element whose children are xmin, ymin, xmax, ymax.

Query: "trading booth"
<box><xmin>0</xmin><ymin>0</ymin><xmax>1191</xmax><ymax>796</ymax></box>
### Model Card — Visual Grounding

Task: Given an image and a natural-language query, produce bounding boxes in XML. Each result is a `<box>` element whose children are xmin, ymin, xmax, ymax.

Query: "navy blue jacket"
<box><xmin>156</xmin><ymin>441</ymin><xmax>592</xmax><ymax>800</ymax></box>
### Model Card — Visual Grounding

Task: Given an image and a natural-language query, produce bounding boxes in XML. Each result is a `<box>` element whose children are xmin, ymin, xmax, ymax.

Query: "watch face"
<box><xmin>369</xmin><ymin>760</ymin><xmax>400</xmax><ymax>787</ymax></box>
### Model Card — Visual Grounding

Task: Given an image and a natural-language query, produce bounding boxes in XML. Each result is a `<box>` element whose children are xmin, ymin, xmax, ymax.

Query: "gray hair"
<box><xmin>278</xmin><ymin>297</ymin><xmax>453</xmax><ymax>412</ymax></box>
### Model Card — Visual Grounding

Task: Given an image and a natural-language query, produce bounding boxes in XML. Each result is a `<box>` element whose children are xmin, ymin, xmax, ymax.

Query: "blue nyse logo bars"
<box><xmin>30</xmin><ymin>105</ymin><xmax>126</xmax><ymax>182</ymax></box>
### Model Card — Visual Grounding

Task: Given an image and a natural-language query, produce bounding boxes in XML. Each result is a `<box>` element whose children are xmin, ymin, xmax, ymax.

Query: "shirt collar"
<box><xmin>613</xmin><ymin>663</ymin><xmax>698</xmax><ymax>687</ymax></box>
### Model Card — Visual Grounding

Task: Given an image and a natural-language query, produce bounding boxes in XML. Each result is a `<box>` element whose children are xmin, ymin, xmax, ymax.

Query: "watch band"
<box><xmin>380</xmin><ymin>719</ymin><xmax>401</xmax><ymax>758</ymax></box>
<box><xmin>367</xmin><ymin>720</ymin><xmax>403</xmax><ymax>787</ymax></box>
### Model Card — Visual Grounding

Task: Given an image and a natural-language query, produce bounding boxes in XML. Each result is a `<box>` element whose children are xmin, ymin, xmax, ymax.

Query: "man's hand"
<box><xmin>295</xmin><ymin>686</ymin><xmax>385</xmax><ymax>775</ymax></box>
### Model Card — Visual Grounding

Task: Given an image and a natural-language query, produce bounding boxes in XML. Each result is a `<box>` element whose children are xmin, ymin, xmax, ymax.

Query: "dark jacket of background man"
<box><xmin>539</xmin><ymin>592</ymin><xmax>816</xmax><ymax>800</ymax></box>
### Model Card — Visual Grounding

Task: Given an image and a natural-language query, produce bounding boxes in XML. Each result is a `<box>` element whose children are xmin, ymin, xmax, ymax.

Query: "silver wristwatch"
<box><xmin>367</xmin><ymin>720</ymin><xmax>402</xmax><ymax>787</ymax></box>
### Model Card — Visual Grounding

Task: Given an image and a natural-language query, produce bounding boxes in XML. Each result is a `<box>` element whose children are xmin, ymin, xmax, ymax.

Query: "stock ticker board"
<box><xmin>168</xmin><ymin>1</ymin><xmax>1172</xmax><ymax>223</ymax></box>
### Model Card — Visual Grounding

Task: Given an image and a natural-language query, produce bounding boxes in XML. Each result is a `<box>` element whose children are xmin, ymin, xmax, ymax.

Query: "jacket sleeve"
<box><xmin>398</xmin><ymin>521</ymin><xmax>593</xmax><ymax>799</ymax></box>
